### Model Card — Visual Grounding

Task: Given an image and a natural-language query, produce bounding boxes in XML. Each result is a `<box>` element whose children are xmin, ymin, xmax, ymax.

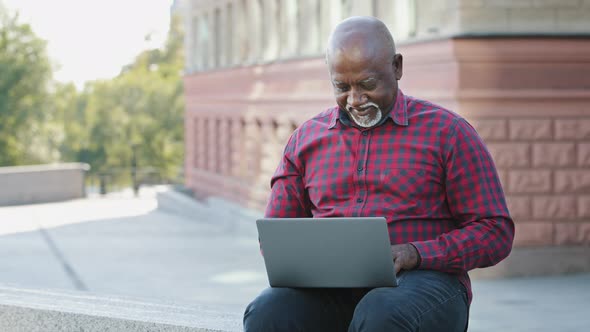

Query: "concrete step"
<box><xmin>0</xmin><ymin>284</ymin><xmax>242</xmax><ymax>332</ymax></box>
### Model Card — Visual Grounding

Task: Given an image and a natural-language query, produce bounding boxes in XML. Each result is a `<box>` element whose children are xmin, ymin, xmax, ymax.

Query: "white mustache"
<box><xmin>346</xmin><ymin>102</ymin><xmax>380</xmax><ymax>113</ymax></box>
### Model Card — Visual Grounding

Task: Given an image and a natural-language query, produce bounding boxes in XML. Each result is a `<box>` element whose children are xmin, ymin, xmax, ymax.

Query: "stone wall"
<box><xmin>184</xmin><ymin>58</ymin><xmax>332</xmax><ymax>209</ymax></box>
<box><xmin>0</xmin><ymin>163</ymin><xmax>89</xmax><ymax>206</ymax></box>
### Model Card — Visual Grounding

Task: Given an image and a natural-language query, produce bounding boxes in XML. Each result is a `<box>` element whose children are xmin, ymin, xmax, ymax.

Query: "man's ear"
<box><xmin>393</xmin><ymin>53</ymin><xmax>403</xmax><ymax>80</ymax></box>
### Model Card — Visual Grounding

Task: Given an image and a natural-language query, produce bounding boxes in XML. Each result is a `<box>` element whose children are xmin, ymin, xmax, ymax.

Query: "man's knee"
<box><xmin>244</xmin><ymin>288</ymin><xmax>291</xmax><ymax>331</ymax></box>
<box><xmin>349</xmin><ymin>284</ymin><xmax>468</xmax><ymax>332</ymax></box>
<box><xmin>244</xmin><ymin>288</ymin><xmax>330</xmax><ymax>332</ymax></box>
<box><xmin>349</xmin><ymin>288</ymin><xmax>412</xmax><ymax>331</ymax></box>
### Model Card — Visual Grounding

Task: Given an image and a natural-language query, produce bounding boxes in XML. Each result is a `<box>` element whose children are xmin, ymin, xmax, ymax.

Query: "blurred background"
<box><xmin>0</xmin><ymin>0</ymin><xmax>589</xmax><ymax>331</ymax></box>
<box><xmin>0</xmin><ymin>0</ymin><xmax>183</xmax><ymax>195</ymax></box>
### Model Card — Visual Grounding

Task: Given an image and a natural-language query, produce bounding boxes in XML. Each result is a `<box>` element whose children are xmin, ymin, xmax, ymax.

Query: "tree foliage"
<box><xmin>73</xmin><ymin>15</ymin><xmax>185</xmax><ymax>181</ymax></box>
<box><xmin>0</xmin><ymin>10</ymin><xmax>53</xmax><ymax>165</ymax></box>
<box><xmin>0</xmin><ymin>8</ymin><xmax>185</xmax><ymax>184</ymax></box>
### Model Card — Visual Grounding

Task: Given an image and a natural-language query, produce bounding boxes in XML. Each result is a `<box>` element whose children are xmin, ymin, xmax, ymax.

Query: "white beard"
<box><xmin>346</xmin><ymin>102</ymin><xmax>383</xmax><ymax>128</ymax></box>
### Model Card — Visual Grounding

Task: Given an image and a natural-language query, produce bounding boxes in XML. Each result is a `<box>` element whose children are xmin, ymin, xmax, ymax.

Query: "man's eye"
<box><xmin>361</xmin><ymin>83</ymin><xmax>377</xmax><ymax>90</ymax></box>
<box><xmin>335</xmin><ymin>85</ymin><xmax>349</xmax><ymax>92</ymax></box>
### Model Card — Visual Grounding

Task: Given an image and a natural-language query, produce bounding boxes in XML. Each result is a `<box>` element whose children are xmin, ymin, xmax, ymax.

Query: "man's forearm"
<box><xmin>410</xmin><ymin>217</ymin><xmax>515</xmax><ymax>273</ymax></box>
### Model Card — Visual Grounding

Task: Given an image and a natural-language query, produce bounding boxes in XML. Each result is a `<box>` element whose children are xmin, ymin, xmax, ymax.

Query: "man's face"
<box><xmin>329</xmin><ymin>51</ymin><xmax>402</xmax><ymax>128</ymax></box>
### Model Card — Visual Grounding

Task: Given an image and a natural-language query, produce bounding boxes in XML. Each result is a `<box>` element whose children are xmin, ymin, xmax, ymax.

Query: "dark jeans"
<box><xmin>243</xmin><ymin>270</ymin><xmax>468</xmax><ymax>332</ymax></box>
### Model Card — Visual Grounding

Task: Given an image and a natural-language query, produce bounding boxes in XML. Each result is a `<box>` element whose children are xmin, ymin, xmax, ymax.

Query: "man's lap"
<box><xmin>350</xmin><ymin>270</ymin><xmax>468</xmax><ymax>331</ymax></box>
<box><xmin>243</xmin><ymin>270</ymin><xmax>469</xmax><ymax>332</ymax></box>
<box><xmin>243</xmin><ymin>287</ymin><xmax>358</xmax><ymax>332</ymax></box>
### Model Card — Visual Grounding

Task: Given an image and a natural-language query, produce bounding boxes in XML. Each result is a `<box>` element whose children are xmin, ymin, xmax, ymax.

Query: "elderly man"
<box><xmin>243</xmin><ymin>16</ymin><xmax>514</xmax><ymax>332</ymax></box>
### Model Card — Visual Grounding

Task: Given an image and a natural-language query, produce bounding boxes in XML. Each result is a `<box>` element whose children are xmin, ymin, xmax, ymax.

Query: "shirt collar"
<box><xmin>328</xmin><ymin>89</ymin><xmax>408</xmax><ymax>129</ymax></box>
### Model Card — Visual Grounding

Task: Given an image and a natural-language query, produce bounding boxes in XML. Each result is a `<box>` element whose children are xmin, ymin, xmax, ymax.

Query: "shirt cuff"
<box><xmin>408</xmin><ymin>243</ymin><xmax>422</xmax><ymax>269</ymax></box>
<box><xmin>410</xmin><ymin>240</ymin><xmax>440</xmax><ymax>270</ymax></box>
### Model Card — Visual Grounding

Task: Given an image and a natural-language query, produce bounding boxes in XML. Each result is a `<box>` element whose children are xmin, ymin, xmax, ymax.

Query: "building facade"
<box><xmin>181</xmin><ymin>0</ymin><xmax>590</xmax><ymax>276</ymax></box>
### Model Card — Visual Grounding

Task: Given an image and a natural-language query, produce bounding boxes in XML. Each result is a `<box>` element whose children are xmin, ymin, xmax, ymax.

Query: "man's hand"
<box><xmin>391</xmin><ymin>243</ymin><xmax>420</xmax><ymax>275</ymax></box>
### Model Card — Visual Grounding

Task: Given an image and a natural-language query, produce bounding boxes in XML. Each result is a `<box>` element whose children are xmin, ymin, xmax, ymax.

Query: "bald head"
<box><xmin>325</xmin><ymin>17</ymin><xmax>403</xmax><ymax>128</ymax></box>
<box><xmin>326</xmin><ymin>16</ymin><xmax>396</xmax><ymax>66</ymax></box>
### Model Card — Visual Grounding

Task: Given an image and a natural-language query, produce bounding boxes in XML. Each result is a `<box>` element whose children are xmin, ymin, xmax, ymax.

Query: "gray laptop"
<box><xmin>256</xmin><ymin>217</ymin><xmax>397</xmax><ymax>288</ymax></box>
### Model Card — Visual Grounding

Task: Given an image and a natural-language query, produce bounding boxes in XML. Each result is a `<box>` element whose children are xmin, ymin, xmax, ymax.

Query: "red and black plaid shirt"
<box><xmin>265</xmin><ymin>90</ymin><xmax>515</xmax><ymax>302</ymax></box>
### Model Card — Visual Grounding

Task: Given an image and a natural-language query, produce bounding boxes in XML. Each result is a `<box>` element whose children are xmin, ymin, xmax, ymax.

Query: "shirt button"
<box><xmin>357</xmin><ymin>167</ymin><xmax>363</xmax><ymax>172</ymax></box>
<box><xmin>356</xmin><ymin>198</ymin><xmax>363</xmax><ymax>203</ymax></box>
<box><xmin>362</xmin><ymin>131</ymin><xmax>369</xmax><ymax>136</ymax></box>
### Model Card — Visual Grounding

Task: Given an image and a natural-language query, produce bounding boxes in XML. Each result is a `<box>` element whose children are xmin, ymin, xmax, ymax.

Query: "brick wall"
<box><xmin>471</xmin><ymin>118</ymin><xmax>590</xmax><ymax>247</ymax></box>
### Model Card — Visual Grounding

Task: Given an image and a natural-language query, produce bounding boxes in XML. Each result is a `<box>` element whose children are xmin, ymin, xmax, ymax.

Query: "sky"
<box><xmin>1</xmin><ymin>0</ymin><xmax>173</xmax><ymax>89</ymax></box>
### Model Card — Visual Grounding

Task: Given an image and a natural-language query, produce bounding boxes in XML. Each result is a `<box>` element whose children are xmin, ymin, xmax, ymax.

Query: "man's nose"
<box><xmin>347</xmin><ymin>89</ymin><xmax>366</xmax><ymax>108</ymax></box>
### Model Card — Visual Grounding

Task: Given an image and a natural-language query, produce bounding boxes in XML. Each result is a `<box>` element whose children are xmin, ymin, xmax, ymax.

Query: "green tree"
<box><xmin>0</xmin><ymin>10</ymin><xmax>53</xmax><ymax>166</ymax></box>
<box><xmin>58</xmin><ymin>15</ymin><xmax>185</xmax><ymax>184</ymax></box>
<box><xmin>0</xmin><ymin>7</ymin><xmax>185</xmax><ymax>185</ymax></box>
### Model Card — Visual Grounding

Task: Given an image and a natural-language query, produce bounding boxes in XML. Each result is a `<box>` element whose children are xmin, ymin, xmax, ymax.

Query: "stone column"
<box><xmin>213</xmin><ymin>8</ymin><xmax>221</xmax><ymax>68</ymax></box>
<box><xmin>279</xmin><ymin>0</ymin><xmax>299</xmax><ymax>58</ymax></box>
<box><xmin>247</xmin><ymin>0</ymin><xmax>262</xmax><ymax>63</ymax></box>
<box><xmin>184</xmin><ymin>11</ymin><xmax>196</xmax><ymax>73</ymax></box>
<box><xmin>340</xmin><ymin>0</ymin><xmax>351</xmax><ymax>18</ymax></box>
<box><xmin>243</xmin><ymin>117</ymin><xmax>262</xmax><ymax>179</ymax></box>
<box><xmin>374</xmin><ymin>0</ymin><xmax>397</xmax><ymax>38</ymax></box>
<box><xmin>206</xmin><ymin>117</ymin><xmax>217</xmax><ymax>172</ymax></box>
<box><xmin>218</xmin><ymin>117</ymin><xmax>231</xmax><ymax>175</ymax></box>
<box><xmin>298</xmin><ymin>0</ymin><xmax>321</xmax><ymax>56</ymax></box>
<box><xmin>349</xmin><ymin>0</ymin><xmax>374</xmax><ymax>16</ymax></box>
<box><xmin>194</xmin><ymin>13</ymin><xmax>204</xmax><ymax>71</ymax></box>
<box><xmin>258</xmin><ymin>118</ymin><xmax>278</xmax><ymax>187</ymax></box>
<box><xmin>251</xmin><ymin>118</ymin><xmax>278</xmax><ymax>208</ymax></box>
<box><xmin>261</xmin><ymin>0</ymin><xmax>279</xmax><ymax>61</ymax></box>
<box><xmin>199</xmin><ymin>12</ymin><xmax>211</xmax><ymax>70</ymax></box>
<box><xmin>225</xmin><ymin>2</ymin><xmax>234</xmax><ymax>67</ymax></box>
<box><xmin>218</xmin><ymin>6</ymin><xmax>228</xmax><ymax>67</ymax></box>
<box><xmin>184</xmin><ymin>116</ymin><xmax>195</xmax><ymax>185</ymax></box>
<box><xmin>230</xmin><ymin>117</ymin><xmax>244</xmax><ymax>178</ymax></box>
<box><xmin>207</xmin><ymin>10</ymin><xmax>217</xmax><ymax>69</ymax></box>
<box><xmin>233</xmin><ymin>0</ymin><xmax>248</xmax><ymax>65</ymax></box>
<box><xmin>319</xmin><ymin>0</ymin><xmax>337</xmax><ymax>51</ymax></box>
<box><xmin>196</xmin><ymin>117</ymin><xmax>207</xmax><ymax>170</ymax></box>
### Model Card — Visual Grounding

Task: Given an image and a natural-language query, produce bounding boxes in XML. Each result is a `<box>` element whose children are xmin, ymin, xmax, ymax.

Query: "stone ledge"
<box><xmin>470</xmin><ymin>246</ymin><xmax>590</xmax><ymax>279</ymax></box>
<box><xmin>0</xmin><ymin>285</ymin><xmax>242</xmax><ymax>332</ymax></box>
<box><xmin>0</xmin><ymin>163</ymin><xmax>89</xmax><ymax>205</ymax></box>
<box><xmin>0</xmin><ymin>163</ymin><xmax>90</xmax><ymax>174</ymax></box>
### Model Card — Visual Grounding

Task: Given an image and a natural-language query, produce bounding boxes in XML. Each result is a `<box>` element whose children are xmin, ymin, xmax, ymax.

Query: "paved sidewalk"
<box><xmin>469</xmin><ymin>273</ymin><xmax>589</xmax><ymax>331</ymax></box>
<box><xmin>0</xmin><ymin>189</ymin><xmax>588</xmax><ymax>331</ymax></box>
